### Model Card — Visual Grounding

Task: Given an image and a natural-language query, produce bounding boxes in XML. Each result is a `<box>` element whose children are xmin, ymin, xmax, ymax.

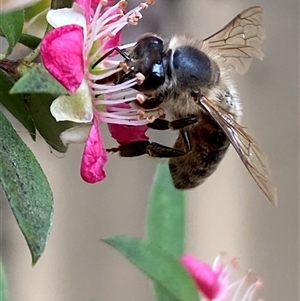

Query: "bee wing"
<box><xmin>200</xmin><ymin>97</ymin><xmax>277</xmax><ymax>205</ymax></box>
<box><xmin>202</xmin><ymin>6</ymin><xmax>266</xmax><ymax>74</ymax></box>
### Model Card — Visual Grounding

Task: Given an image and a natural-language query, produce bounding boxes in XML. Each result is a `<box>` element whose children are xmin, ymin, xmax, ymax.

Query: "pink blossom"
<box><xmin>107</xmin><ymin>103</ymin><xmax>148</xmax><ymax>144</ymax></box>
<box><xmin>181</xmin><ymin>254</ymin><xmax>227</xmax><ymax>300</ymax></box>
<box><xmin>108</xmin><ymin>123</ymin><xmax>148</xmax><ymax>144</ymax></box>
<box><xmin>41</xmin><ymin>24</ymin><xmax>84</xmax><ymax>93</ymax></box>
<box><xmin>181</xmin><ymin>254</ymin><xmax>263</xmax><ymax>301</ymax></box>
<box><xmin>80</xmin><ymin>117</ymin><xmax>108</xmax><ymax>182</ymax></box>
<box><xmin>40</xmin><ymin>0</ymin><xmax>154</xmax><ymax>183</ymax></box>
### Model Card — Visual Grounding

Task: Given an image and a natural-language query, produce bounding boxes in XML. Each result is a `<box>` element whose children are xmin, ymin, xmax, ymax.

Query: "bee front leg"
<box><xmin>107</xmin><ymin>140</ymin><xmax>186</xmax><ymax>158</ymax></box>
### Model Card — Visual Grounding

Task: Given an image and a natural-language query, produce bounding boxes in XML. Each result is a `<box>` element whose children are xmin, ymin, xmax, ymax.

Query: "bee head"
<box><xmin>129</xmin><ymin>35</ymin><xmax>166</xmax><ymax>91</ymax></box>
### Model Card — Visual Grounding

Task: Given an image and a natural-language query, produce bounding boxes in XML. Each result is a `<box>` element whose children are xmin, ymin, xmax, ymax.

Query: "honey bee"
<box><xmin>103</xmin><ymin>6</ymin><xmax>277</xmax><ymax>204</ymax></box>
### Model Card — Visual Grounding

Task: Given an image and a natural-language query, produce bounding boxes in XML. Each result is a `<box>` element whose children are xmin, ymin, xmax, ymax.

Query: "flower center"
<box><xmin>85</xmin><ymin>0</ymin><xmax>159</xmax><ymax>126</ymax></box>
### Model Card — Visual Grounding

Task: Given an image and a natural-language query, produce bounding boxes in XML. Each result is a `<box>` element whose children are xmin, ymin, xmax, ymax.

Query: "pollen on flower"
<box><xmin>139</xmin><ymin>2</ymin><xmax>149</xmax><ymax>9</ymax></box>
<box><xmin>230</xmin><ymin>257</ymin><xmax>241</xmax><ymax>269</ymax></box>
<box><xmin>136</xmin><ymin>72</ymin><xmax>145</xmax><ymax>85</ymax></box>
<box><xmin>158</xmin><ymin>109</ymin><xmax>165</xmax><ymax>118</ymax></box>
<box><xmin>118</xmin><ymin>0</ymin><xmax>128</xmax><ymax>10</ymax></box>
<box><xmin>146</xmin><ymin>0</ymin><xmax>155</xmax><ymax>5</ymax></box>
<box><xmin>137</xmin><ymin>109</ymin><xmax>146</xmax><ymax>120</ymax></box>
<box><xmin>108</xmin><ymin>31</ymin><xmax>116</xmax><ymax>38</ymax></box>
<box><xmin>128</xmin><ymin>11</ymin><xmax>143</xmax><ymax>25</ymax></box>
<box><xmin>120</xmin><ymin>61</ymin><xmax>130</xmax><ymax>72</ymax></box>
<box><xmin>147</xmin><ymin>115</ymin><xmax>156</xmax><ymax>122</ymax></box>
<box><xmin>136</xmin><ymin>93</ymin><xmax>146</xmax><ymax>104</ymax></box>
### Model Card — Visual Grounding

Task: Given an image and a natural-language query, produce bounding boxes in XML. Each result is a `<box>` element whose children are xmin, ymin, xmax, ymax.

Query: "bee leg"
<box><xmin>147</xmin><ymin>115</ymin><xmax>198</xmax><ymax>130</ymax></box>
<box><xmin>107</xmin><ymin>118</ymin><xmax>196</xmax><ymax>158</ymax></box>
<box><xmin>92</xmin><ymin>47</ymin><xmax>131</xmax><ymax>69</ymax></box>
<box><xmin>107</xmin><ymin>141</ymin><xmax>186</xmax><ymax>158</ymax></box>
<box><xmin>107</xmin><ymin>129</ymin><xmax>193</xmax><ymax>158</ymax></box>
<box><xmin>180</xmin><ymin>129</ymin><xmax>192</xmax><ymax>152</ymax></box>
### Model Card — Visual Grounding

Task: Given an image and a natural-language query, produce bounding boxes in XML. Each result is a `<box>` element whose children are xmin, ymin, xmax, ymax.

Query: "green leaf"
<box><xmin>25</xmin><ymin>0</ymin><xmax>50</xmax><ymax>22</ymax></box>
<box><xmin>0</xmin><ymin>110</ymin><xmax>53</xmax><ymax>264</ymax></box>
<box><xmin>147</xmin><ymin>163</ymin><xmax>185</xmax><ymax>257</ymax></box>
<box><xmin>146</xmin><ymin>163</ymin><xmax>186</xmax><ymax>301</ymax></box>
<box><xmin>0</xmin><ymin>259</ymin><xmax>8</xmax><ymax>301</ymax></box>
<box><xmin>0</xmin><ymin>9</ymin><xmax>24</xmax><ymax>56</ymax></box>
<box><xmin>10</xmin><ymin>64</ymin><xmax>69</xmax><ymax>96</ymax></box>
<box><xmin>26</xmin><ymin>93</ymin><xmax>75</xmax><ymax>153</ymax></box>
<box><xmin>19</xmin><ymin>33</ymin><xmax>41</xmax><ymax>50</ymax></box>
<box><xmin>0</xmin><ymin>69</ymin><xmax>36</xmax><ymax>140</ymax></box>
<box><xmin>103</xmin><ymin>236</ymin><xmax>199</xmax><ymax>301</ymax></box>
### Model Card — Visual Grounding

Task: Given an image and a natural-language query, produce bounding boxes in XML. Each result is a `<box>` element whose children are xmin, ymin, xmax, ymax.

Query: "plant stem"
<box><xmin>21</xmin><ymin>46</ymin><xmax>40</xmax><ymax>65</ymax></box>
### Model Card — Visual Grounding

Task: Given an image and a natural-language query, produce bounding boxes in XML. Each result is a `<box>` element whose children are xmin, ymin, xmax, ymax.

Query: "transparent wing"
<box><xmin>200</xmin><ymin>97</ymin><xmax>277</xmax><ymax>204</ymax></box>
<box><xmin>202</xmin><ymin>6</ymin><xmax>266</xmax><ymax>74</ymax></box>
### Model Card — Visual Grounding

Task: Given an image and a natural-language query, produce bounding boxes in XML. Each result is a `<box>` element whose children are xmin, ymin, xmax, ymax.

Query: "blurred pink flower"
<box><xmin>40</xmin><ymin>0</ymin><xmax>153</xmax><ymax>183</ymax></box>
<box><xmin>181</xmin><ymin>254</ymin><xmax>263</xmax><ymax>301</ymax></box>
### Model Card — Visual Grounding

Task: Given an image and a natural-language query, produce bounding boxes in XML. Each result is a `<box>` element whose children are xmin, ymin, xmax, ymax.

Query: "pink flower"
<box><xmin>40</xmin><ymin>0</ymin><xmax>154</xmax><ymax>183</ymax></box>
<box><xmin>80</xmin><ymin>117</ymin><xmax>108</xmax><ymax>182</ymax></box>
<box><xmin>181</xmin><ymin>254</ymin><xmax>263</xmax><ymax>301</ymax></box>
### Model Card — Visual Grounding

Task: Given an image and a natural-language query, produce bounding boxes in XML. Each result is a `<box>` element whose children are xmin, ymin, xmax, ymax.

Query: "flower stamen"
<box><xmin>118</xmin><ymin>0</ymin><xmax>128</xmax><ymax>10</ymax></box>
<box><xmin>128</xmin><ymin>11</ymin><xmax>143</xmax><ymax>25</ymax></box>
<box><xmin>136</xmin><ymin>93</ymin><xmax>146</xmax><ymax>104</ymax></box>
<box><xmin>135</xmin><ymin>72</ymin><xmax>145</xmax><ymax>85</ymax></box>
<box><xmin>147</xmin><ymin>115</ymin><xmax>156</xmax><ymax>122</ymax></box>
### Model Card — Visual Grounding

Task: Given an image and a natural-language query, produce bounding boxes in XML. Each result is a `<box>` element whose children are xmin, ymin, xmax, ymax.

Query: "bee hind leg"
<box><xmin>107</xmin><ymin>140</ymin><xmax>187</xmax><ymax>158</ymax></box>
<box><xmin>107</xmin><ymin>129</ymin><xmax>192</xmax><ymax>158</ymax></box>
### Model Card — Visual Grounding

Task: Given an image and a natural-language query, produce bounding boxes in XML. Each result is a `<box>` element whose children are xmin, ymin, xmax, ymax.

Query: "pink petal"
<box><xmin>80</xmin><ymin>118</ymin><xmax>108</xmax><ymax>183</ymax></box>
<box><xmin>76</xmin><ymin>0</ymin><xmax>91</xmax><ymax>11</ymax></box>
<box><xmin>107</xmin><ymin>123</ymin><xmax>149</xmax><ymax>145</ymax></box>
<box><xmin>106</xmin><ymin>103</ymin><xmax>149</xmax><ymax>144</ymax></box>
<box><xmin>92</xmin><ymin>0</ymin><xmax>116</xmax><ymax>9</ymax></box>
<box><xmin>103</xmin><ymin>31</ymin><xmax>121</xmax><ymax>52</ymax></box>
<box><xmin>106</xmin><ymin>0</ymin><xmax>116</xmax><ymax>5</ymax></box>
<box><xmin>181</xmin><ymin>254</ymin><xmax>225</xmax><ymax>300</ymax></box>
<box><xmin>75</xmin><ymin>0</ymin><xmax>92</xmax><ymax>20</ymax></box>
<box><xmin>91</xmin><ymin>0</ymin><xmax>103</xmax><ymax>8</ymax></box>
<box><xmin>41</xmin><ymin>24</ymin><xmax>84</xmax><ymax>93</ymax></box>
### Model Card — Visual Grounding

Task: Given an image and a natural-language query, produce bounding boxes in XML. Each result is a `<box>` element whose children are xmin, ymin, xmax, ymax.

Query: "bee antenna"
<box><xmin>92</xmin><ymin>47</ymin><xmax>131</xmax><ymax>69</ymax></box>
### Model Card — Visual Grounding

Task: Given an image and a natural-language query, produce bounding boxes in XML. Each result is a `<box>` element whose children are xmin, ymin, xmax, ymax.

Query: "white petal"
<box><xmin>47</xmin><ymin>2</ymin><xmax>86</xmax><ymax>29</ymax></box>
<box><xmin>60</xmin><ymin>125</ymin><xmax>91</xmax><ymax>145</ymax></box>
<box><xmin>50</xmin><ymin>80</ymin><xmax>93</xmax><ymax>123</ymax></box>
<box><xmin>26</xmin><ymin>8</ymin><xmax>49</xmax><ymax>38</ymax></box>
